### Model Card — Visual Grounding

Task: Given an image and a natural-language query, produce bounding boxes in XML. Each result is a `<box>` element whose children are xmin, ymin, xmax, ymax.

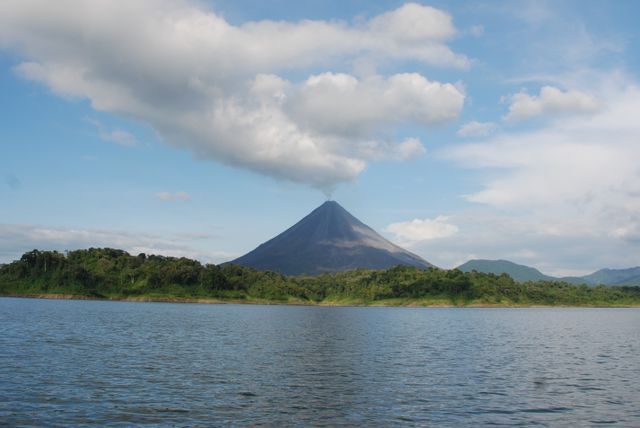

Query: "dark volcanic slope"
<box><xmin>232</xmin><ymin>201</ymin><xmax>434</xmax><ymax>275</ymax></box>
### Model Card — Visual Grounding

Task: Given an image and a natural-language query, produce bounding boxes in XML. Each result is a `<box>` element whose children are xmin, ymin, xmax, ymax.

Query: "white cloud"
<box><xmin>504</xmin><ymin>85</ymin><xmax>599</xmax><ymax>121</ymax></box>
<box><xmin>355</xmin><ymin>138</ymin><xmax>427</xmax><ymax>162</ymax></box>
<box><xmin>386</xmin><ymin>216</ymin><xmax>459</xmax><ymax>244</ymax></box>
<box><xmin>457</xmin><ymin>121</ymin><xmax>496</xmax><ymax>137</ymax></box>
<box><xmin>368</xmin><ymin>3</ymin><xmax>456</xmax><ymax>42</ymax></box>
<box><xmin>155</xmin><ymin>191</ymin><xmax>190</xmax><ymax>201</ymax></box>
<box><xmin>371</xmin><ymin>70</ymin><xmax>640</xmax><ymax>275</ymax></box>
<box><xmin>104</xmin><ymin>129</ymin><xmax>137</xmax><ymax>146</ymax></box>
<box><xmin>395</xmin><ymin>138</ymin><xmax>427</xmax><ymax>161</ymax></box>
<box><xmin>88</xmin><ymin>119</ymin><xmax>137</xmax><ymax>146</ymax></box>
<box><xmin>0</xmin><ymin>1</ymin><xmax>467</xmax><ymax>192</ymax></box>
<box><xmin>287</xmin><ymin>73</ymin><xmax>464</xmax><ymax>138</ymax></box>
<box><xmin>443</xmin><ymin>76</ymin><xmax>640</xmax><ymax>272</ymax></box>
<box><xmin>384</xmin><ymin>209</ymin><xmax>640</xmax><ymax>276</ymax></box>
<box><xmin>0</xmin><ymin>223</ymin><xmax>234</xmax><ymax>264</ymax></box>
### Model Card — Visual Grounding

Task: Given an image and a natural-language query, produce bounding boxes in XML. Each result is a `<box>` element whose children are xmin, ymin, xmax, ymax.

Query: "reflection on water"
<box><xmin>1</xmin><ymin>298</ymin><xmax>639</xmax><ymax>426</ymax></box>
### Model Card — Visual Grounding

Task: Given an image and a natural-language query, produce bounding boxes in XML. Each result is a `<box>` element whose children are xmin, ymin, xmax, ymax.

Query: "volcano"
<box><xmin>232</xmin><ymin>200</ymin><xmax>434</xmax><ymax>275</ymax></box>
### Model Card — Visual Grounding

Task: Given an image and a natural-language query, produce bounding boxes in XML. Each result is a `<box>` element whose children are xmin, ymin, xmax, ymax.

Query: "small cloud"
<box><xmin>457</xmin><ymin>121</ymin><xmax>496</xmax><ymax>137</ymax></box>
<box><xmin>469</xmin><ymin>25</ymin><xmax>484</xmax><ymax>37</ymax></box>
<box><xmin>387</xmin><ymin>216</ymin><xmax>459</xmax><ymax>244</ymax></box>
<box><xmin>5</xmin><ymin>173</ymin><xmax>21</xmax><ymax>190</ymax></box>
<box><xmin>155</xmin><ymin>191</ymin><xmax>190</xmax><ymax>201</ymax></box>
<box><xmin>504</xmin><ymin>86</ymin><xmax>599</xmax><ymax>121</ymax></box>
<box><xmin>610</xmin><ymin>224</ymin><xmax>640</xmax><ymax>242</ymax></box>
<box><xmin>395</xmin><ymin>138</ymin><xmax>426</xmax><ymax>160</ymax></box>
<box><xmin>88</xmin><ymin>118</ymin><xmax>137</xmax><ymax>146</ymax></box>
<box><xmin>104</xmin><ymin>128</ymin><xmax>137</xmax><ymax>146</ymax></box>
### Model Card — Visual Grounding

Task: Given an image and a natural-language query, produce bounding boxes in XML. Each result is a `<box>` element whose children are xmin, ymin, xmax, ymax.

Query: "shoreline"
<box><xmin>3</xmin><ymin>293</ymin><xmax>639</xmax><ymax>308</ymax></box>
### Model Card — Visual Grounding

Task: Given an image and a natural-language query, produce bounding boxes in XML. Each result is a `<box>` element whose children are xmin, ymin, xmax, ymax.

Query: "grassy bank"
<box><xmin>2</xmin><ymin>248</ymin><xmax>640</xmax><ymax>307</ymax></box>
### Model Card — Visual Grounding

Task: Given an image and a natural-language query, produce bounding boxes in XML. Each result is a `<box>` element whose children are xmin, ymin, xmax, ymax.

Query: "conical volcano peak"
<box><xmin>315</xmin><ymin>199</ymin><xmax>347</xmax><ymax>213</ymax></box>
<box><xmin>233</xmin><ymin>201</ymin><xmax>434</xmax><ymax>275</ymax></box>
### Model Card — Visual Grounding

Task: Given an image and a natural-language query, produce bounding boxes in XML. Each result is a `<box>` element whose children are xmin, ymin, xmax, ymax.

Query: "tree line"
<box><xmin>1</xmin><ymin>248</ymin><xmax>639</xmax><ymax>306</ymax></box>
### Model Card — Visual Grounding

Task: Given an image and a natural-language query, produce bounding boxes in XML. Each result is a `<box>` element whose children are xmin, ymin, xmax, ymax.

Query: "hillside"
<box><xmin>457</xmin><ymin>259</ymin><xmax>640</xmax><ymax>286</ymax></box>
<box><xmin>581</xmin><ymin>267</ymin><xmax>640</xmax><ymax>286</ymax></box>
<box><xmin>457</xmin><ymin>259</ymin><xmax>554</xmax><ymax>282</ymax></box>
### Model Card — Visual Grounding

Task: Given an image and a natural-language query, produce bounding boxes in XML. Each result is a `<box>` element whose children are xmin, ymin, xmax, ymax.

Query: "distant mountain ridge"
<box><xmin>457</xmin><ymin>259</ymin><xmax>554</xmax><ymax>282</ymax></box>
<box><xmin>580</xmin><ymin>267</ymin><xmax>640</xmax><ymax>286</ymax></box>
<box><xmin>232</xmin><ymin>200</ymin><xmax>434</xmax><ymax>275</ymax></box>
<box><xmin>457</xmin><ymin>259</ymin><xmax>640</xmax><ymax>286</ymax></box>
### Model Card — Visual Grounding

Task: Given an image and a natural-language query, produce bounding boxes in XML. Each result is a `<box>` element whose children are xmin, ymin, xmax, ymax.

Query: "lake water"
<box><xmin>1</xmin><ymin>298</ymin><xmax>639</xmax><ymax>426</ymax></box>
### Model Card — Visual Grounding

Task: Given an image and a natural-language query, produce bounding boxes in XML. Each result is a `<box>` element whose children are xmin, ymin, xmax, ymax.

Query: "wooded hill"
<box><xmin>1</xmin><ymin>248</ymin><xmax>639</xmax><ymax>306</ymax></box>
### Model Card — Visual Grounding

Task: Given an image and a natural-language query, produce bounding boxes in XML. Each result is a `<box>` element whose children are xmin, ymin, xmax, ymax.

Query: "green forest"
<box><xmin>1</xmin><ymin>248</ymin><xmax>640</xmax><ymax>306</ymax></box>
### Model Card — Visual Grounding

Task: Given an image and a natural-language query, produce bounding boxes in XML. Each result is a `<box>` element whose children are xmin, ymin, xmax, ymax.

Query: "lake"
<box><xmin>1</xmin><ymin>298</ymin><xmax>639</xmax><ymax>426</ymax></box>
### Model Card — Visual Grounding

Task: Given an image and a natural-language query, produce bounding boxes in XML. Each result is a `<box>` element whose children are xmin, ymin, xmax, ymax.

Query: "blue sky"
<box><xmin>2</xmin><ymin>0</ymin><xmax>640</xmax><ymax>275</ymax></box>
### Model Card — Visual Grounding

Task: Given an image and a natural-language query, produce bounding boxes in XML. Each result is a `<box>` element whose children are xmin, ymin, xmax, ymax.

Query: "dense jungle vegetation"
<box><xmin>1</xmin><ymin>248</ymin><xmax>639</xmax><ymax>306</ymax></box>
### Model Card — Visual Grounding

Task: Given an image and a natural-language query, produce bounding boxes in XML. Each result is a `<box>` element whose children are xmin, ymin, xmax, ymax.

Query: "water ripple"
<box><xmin>1</xmin><ymin>298</ymin><xmax>639</xmax><ymax>426</ymax></box>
